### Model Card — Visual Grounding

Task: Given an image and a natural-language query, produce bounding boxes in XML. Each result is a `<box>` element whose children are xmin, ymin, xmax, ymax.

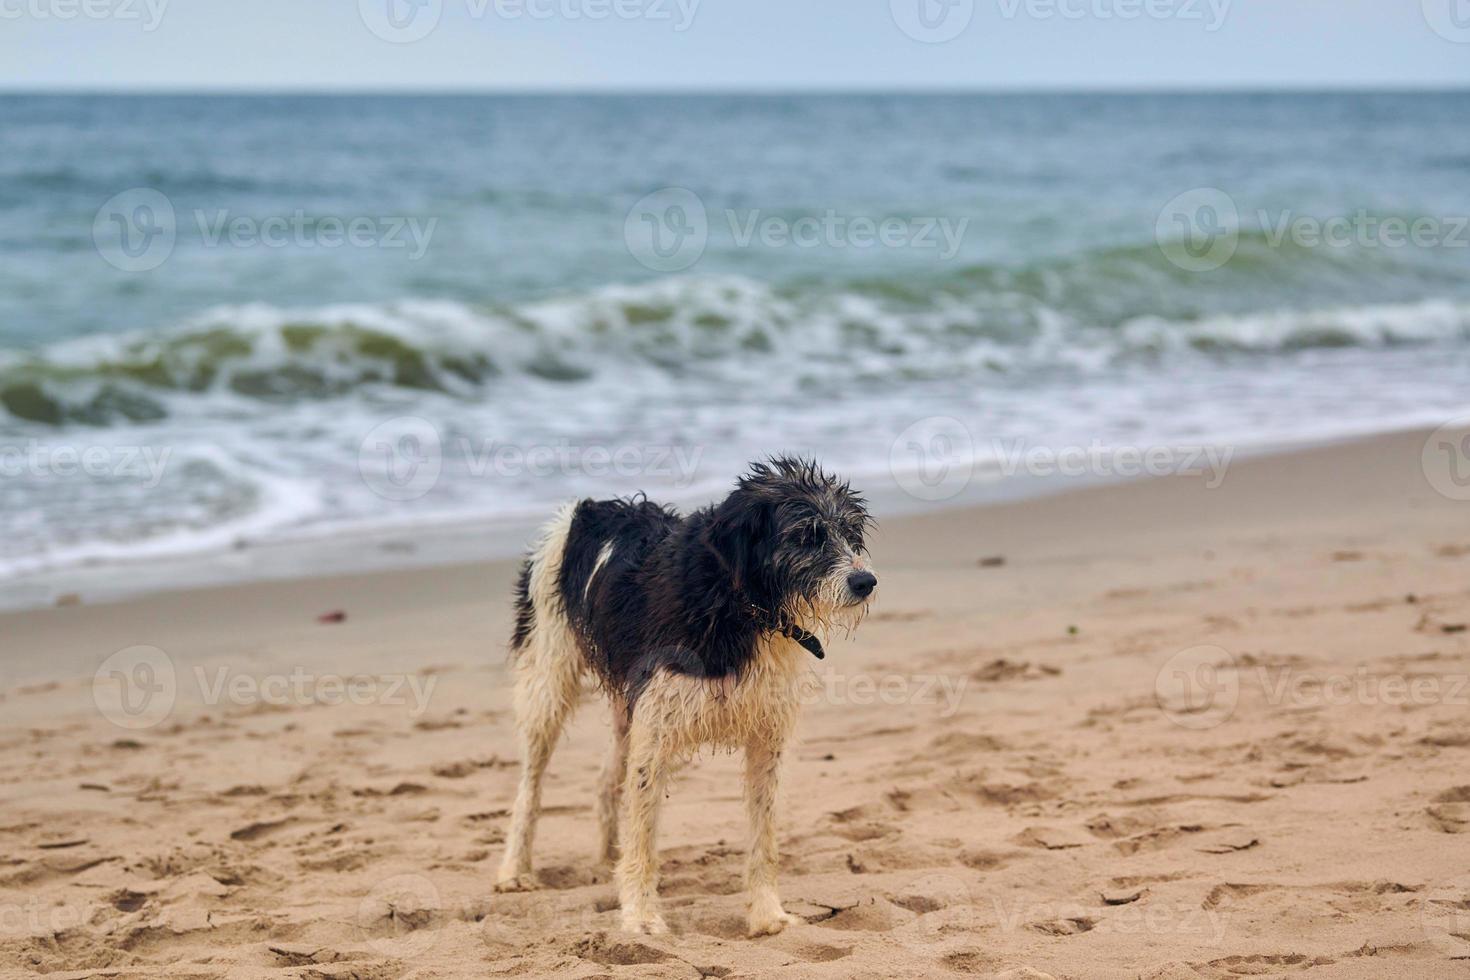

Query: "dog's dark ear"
<box><xmin>705</xmin><ymin>489</ymin><xmax>774</xmax><ymax>598</ymax></box>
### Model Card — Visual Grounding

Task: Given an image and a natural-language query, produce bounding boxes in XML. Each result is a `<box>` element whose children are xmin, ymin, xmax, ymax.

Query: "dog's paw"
<box><xmin>747</xmin><ymin>908</ymin><xmax>798</xmax><ymax>938</ymax></box>
<box><xmin>620</xmin><ymin>912</ymin><xmax>669</xmax><ymax>935</ymax></box>
<box><xmin>493</xmin><ymin>871</ymin><xmax>538</xmax><ymax>893</ymax></box>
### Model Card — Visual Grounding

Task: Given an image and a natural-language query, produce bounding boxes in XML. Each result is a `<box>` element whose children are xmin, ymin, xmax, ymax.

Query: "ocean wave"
<box><xmin>2</xmin><ymin>274</ymin><xmax>1468</xmax><ymax>426</ymax></box>
<box><xmin>1120</xmin><ymin>299</ymin><xmax>1470</xmax><ymax>353</ymax></box>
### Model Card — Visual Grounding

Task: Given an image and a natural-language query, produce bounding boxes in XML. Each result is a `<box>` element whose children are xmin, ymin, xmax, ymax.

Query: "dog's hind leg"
<box><xmin>616</xmin><ymin>708</ymin><xmax>674</xmax><ymax>934</ymax></box>
<box><xmin>496</xmin><ymin>647</ymin><xmax>580</xmax><ymax>890</ymax></box>
<box><xmin>497</xmin><ymin>506</ymin><xmax>584</xmax><ymax>892</ymax></box>
<box><xmin>495</xmin><ymin>631</ymin><xmax>581</xmax><ymax>892</ymax></box>
<box><xmin>744</xmin><ymin>737</ymin><xmax>798</xmax><ymax>937</ymax></box>
<box><xmin>595</xmin><ymin>697</ymin><xmax>630</xmax><ymax>868</ymax></box>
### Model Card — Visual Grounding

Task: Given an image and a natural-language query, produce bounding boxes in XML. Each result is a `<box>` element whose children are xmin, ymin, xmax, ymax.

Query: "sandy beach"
<box><xmin>4</xmin><ymin>426</ymin><xmax>1470</xmax><ymax>979</ymax></box>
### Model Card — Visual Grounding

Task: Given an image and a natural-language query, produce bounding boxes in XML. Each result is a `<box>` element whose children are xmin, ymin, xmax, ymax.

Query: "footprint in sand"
<box><xmin>804</xmin><ymin>896</ymin><xmax>910</xmax><ymax>933</ymax></box>
<box><xmin>268</xmin><ymin>944</ymin><xmax>346</xmax><ymax>967</ymax></box>
<box><xmin>357</xmin><ymin>873</ymin><xmax>444</xmax><ymax>957</ymax></box>
<box><xmin>1027</xmin><ymin>915</ymin><xmax>1096</xmax><ymax>936</ymax></box>
<box><xmin>956</xmin><ymin>848</ymin><xmax>1017</xmax><ymax>871</ymax></box>
<box><xmin>792</xmin><ymin>942</ymin><xmax>852</xmax><ymax>962</ymax></box>
<box><xmin>939</xmin><ymin>949</ymin><xmax>1005</xmax><ymax>973</ymax></box>
<box><xmin>352</xmin><ymin>781</ymin><xmax>429</xmax><ymax>798</ymax></box>
<box><xmin>971</xmin><ymin>659</ymin><xmax>1062</xmax><ymax>683</ymax></box>
<box><xmin>1421</xmin><ymin>725</ymin><xmax>1470</xmax><ymax>749</ymax></box>
<box><xmin>229</xmin><ymin>817</ymin><xmax>295</xmax><ymax>841</ymax></box>
<box><xmin>1202</xmin><ymin>882</ymin><xmax>1278</xmax><ymax>910</ymax></box>
<box><xmin>1208</xmin><ymin>952</ymin><xmax>1335</xmax><ymax>971</ymax></box>
<box><xmin>565</xmin><ymin>934</ymin><xmax>671</xmax><ymax>966</ymax></box>
<box><xmin>826</xmin><ymin>820</ymin><xmax>899</xmax><ymax>843</ymax></box>
<box><xmin>1195</xmin><ymin>830</ymin><xmax>1259</xmax><ymax>854</ymax></box>
<box><xmin>928</xmin><ymin>730</ymin><xmax>1010</xmax><ymax>756</ymax></box>
<box><xmin>1426</xmin><ymin>787</ymin><xmax>1470</xmax><ymax>833</ymax></box>
<box><xmin>1014</xmin><ymin>825</ymin><xmax>1091</xmax><ymax>850</ymax></box>
<box><xmin>1421</xmin><ymin>872</ymin><xmax>1470</xmax><ymax>958</ymax></box>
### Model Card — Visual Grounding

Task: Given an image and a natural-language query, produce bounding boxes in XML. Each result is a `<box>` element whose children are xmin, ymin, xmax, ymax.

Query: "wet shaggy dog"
<box><xmin>495</xmin><ymin>457</ymin><xmax>877</xmax><ymax>936</ymax></box>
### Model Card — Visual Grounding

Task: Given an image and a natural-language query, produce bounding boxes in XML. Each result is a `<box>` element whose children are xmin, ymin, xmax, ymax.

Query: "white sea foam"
<box><xmin>1119</xmin><ymin>299</ymin><xmax>1470</xmax><ymax>353</ymax></box>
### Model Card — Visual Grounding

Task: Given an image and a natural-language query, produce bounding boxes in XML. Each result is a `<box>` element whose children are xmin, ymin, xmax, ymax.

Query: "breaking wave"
<box><xmin>4</xmin><ymin>272</ymin><xmax>1469</xmax><ymax>426</ymax></box>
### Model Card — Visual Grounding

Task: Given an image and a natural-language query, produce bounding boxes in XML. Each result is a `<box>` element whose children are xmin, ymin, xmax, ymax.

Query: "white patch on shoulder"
<box><xmin>585</xmin><ymin>540</ymin><xmax>616</xmax><ymax>601</ymax></box>
<box><xmin>529</xmin><ymin>500</ymin><xmax>577</xmax><ymax>615</ymax></box>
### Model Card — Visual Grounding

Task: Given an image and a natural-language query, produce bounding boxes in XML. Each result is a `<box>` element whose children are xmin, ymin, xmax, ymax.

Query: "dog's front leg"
<box><xmin>616</xmin><ymin>718</ymin><xmax>670</xmax><ymax>935</ymax></box>
<box><xmin>744</xmin><ymin>738</ymin><xmax>798</xmax><ymax>937</ymax></box>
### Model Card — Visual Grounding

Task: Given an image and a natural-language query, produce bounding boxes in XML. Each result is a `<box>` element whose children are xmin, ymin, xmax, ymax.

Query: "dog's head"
<box><xmin>707</xmin><ymin>456</ymin><xmax>876</xmax><ymax>635</ymax></box>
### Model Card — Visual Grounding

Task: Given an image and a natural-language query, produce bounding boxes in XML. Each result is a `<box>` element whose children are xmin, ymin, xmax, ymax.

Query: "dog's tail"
<box><xmin>508</xmin><ymin>501</ymin><xmax>578</xmax><ymax>661</ymax></box>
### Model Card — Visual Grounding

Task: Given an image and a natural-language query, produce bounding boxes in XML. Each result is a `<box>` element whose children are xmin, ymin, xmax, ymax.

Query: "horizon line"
<box><xmin>2</xmin><ymin>82</ymin><xmax>1467</xmax><ymax>96</ymax></box>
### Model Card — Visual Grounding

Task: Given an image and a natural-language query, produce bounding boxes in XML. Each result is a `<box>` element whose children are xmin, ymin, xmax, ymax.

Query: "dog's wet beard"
<box><xmin>783</xmin><ymin>561</ymin><xmax>873</xmax><ymax>640</ymax></box>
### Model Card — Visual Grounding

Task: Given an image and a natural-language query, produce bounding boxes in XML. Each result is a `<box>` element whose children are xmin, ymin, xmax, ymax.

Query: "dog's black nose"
<box><xmin>847</xmin><ymin>570</ymin><xmax>877</xmax><ymax>599</ymax></box>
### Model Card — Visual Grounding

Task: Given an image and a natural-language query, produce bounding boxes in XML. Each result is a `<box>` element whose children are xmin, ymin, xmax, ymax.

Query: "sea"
<box><xmin>2</xmin><ymin>91</ymin><xmax>1468</xmax><ymax>605</ymax></box>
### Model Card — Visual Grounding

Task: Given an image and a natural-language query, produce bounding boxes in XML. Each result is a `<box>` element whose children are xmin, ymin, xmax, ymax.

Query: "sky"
<box><xmin>1</xmin><ymin>0</ymin><xmax>1467</xmax><ymax>91</ymax></box>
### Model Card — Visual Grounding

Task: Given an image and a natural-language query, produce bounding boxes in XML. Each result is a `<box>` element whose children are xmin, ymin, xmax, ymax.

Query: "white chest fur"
<box><xmin>635</xmin><ymin>634</ymin><xmax>809</xmax><ymax>753</ymax></box>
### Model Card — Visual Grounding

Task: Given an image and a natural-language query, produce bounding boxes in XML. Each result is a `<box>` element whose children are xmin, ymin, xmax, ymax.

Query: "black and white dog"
<box><xmin>495</xmin><ymin>457</ymin><xmax>877</xmax><ymax>936</ymax></box>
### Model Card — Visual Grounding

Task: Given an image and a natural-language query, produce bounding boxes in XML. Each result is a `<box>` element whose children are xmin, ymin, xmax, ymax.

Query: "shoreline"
<box><xmin>0</xmin><ymin>422</ymin><xmax>1455</xmax><ymax>687</ymax></box>
<box><xmin>1</xmin><ymin>418</ymin><xmax>1450</xmax><ymax>617</ymax></box>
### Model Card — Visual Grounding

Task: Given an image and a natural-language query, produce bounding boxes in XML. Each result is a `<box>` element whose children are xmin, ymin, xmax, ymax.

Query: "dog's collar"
<box><xmin>781</xmin><ymin>624</ymin><xmax>825</xmax><ymax>660</ymax></box>
<box><xmin>741</xmin><ymin>599</ymin><xmax>825</xmax><ymax>659</ymax></box>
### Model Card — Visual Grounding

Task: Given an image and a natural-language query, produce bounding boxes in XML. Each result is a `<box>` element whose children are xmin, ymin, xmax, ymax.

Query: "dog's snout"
<box><xmin>847</xmin><ymin>570</ymin><xmax>877</xmax><ymax>599</ymax></box>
